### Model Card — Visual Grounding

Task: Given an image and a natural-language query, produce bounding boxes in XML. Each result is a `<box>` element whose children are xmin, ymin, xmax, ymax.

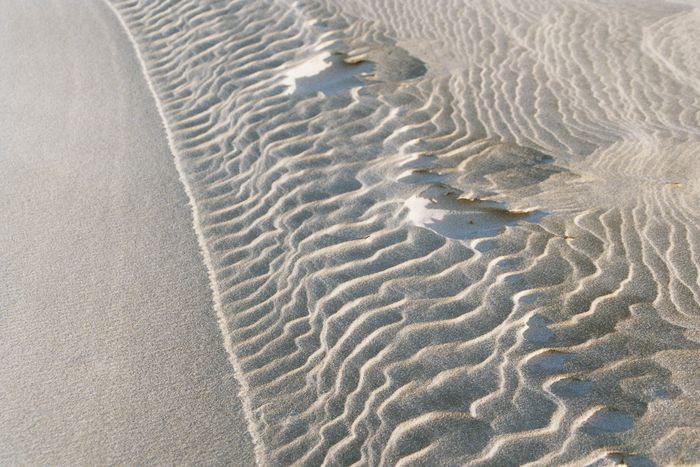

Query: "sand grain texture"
<box><xmin>3</xmin><ymin>0</ymin><xmax>700</xmax><ymax>464</ymax></box>
<box><xmin>0</xmin><ymin>0</ymin><xmax>254</xmax><ymax>464</ymax></box>
<box><xmin>106</xmin><ymin>0</ymin><xmax>700</xmax><ymax>464</ymax></box>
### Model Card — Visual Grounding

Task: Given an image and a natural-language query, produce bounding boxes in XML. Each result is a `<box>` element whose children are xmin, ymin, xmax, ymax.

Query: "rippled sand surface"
<box><xmin>109</xmin><ymin>0</ymin><xmax>700</xmax><ymax>464</ymax></box>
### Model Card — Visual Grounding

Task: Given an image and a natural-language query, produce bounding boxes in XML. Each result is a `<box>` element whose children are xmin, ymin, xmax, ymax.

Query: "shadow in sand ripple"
<box><xmin>108</xmin><ymin>0</ymin><xmax>700</xmax><ymax>464</ymax></box>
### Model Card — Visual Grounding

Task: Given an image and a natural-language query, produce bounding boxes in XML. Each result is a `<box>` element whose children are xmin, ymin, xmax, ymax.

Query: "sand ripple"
<box><xmin>109</xmin><ymin>0</ymin><xmax>700</xmax><ymax>464</ymax></box>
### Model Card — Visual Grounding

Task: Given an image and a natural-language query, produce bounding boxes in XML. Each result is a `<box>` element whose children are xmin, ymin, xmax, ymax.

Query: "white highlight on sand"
<box><xmin>282</xmin><ymin>51</ymin><xmax>333</xmax><ymax>94</ymax></box>
<box><xmin>405</xmin><ymin>194</ymin><xmax>442</xmax><ymax>228</ymax></box>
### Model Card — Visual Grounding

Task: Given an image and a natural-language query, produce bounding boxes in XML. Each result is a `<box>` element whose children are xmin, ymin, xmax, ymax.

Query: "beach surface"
<box><xmin>2</xmin><ymin>0</ymin><xmax>699</xmax><ymax>465</ymax></box>
<box><xmin>0</xmin><ymin>1</ymin><xmax>254</xmax><ymax>464</ymax></box>
<box><xmin>108</xmin><ymin>0</ymin><xmax>699</xmax><ymax>464</ymax></box>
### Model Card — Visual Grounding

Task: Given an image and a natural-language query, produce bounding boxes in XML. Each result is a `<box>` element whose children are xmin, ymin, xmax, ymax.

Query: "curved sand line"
<box><xmin>103</xmin><ymin>1</ymin><xmax>269</xmax><ymax>463</ymax></box>
<box><xmin>108</xmin><ymin>0</ymin><xmax>700</xmax><ymax>465</ymax></box>
<box><xmin>0</xmin><ymin>0</ymin><xmax>254</xmax><ymax>464</ymax></box>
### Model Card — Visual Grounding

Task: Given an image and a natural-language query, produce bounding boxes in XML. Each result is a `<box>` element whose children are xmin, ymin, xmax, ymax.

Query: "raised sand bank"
<box><xmin>108</xmin><ymin>0</ymin><xmax>700</xmax><ymax>464</ymax></box>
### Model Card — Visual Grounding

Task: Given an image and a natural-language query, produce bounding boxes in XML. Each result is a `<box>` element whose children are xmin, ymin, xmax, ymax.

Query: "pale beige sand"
<box><xmin>2</xmin><ymin>0</ymin><xmax>699</xmax><ymax>464</ymax></box>
<box><xmin>107</xmin><ymin>0</ymin><xmax>700</xmax><ymax>464</ymax></box>
<box><xmin>0</xmin><ymin>0</ymin><xmax>254</xmax><ymax>464</ymax></box>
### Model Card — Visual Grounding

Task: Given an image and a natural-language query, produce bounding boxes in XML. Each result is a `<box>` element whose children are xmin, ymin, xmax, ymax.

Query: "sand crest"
<box><xmin>104</xmin><ymin>0</ymin><xmax>700</xmax><ymax>464</ymax></box>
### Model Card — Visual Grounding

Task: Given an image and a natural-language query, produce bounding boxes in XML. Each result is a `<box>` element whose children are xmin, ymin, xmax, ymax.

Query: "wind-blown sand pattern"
<box><xmin>108</xmin><ymin>0</ymin><xmax>699</xmax><ymax>464</ymax></box>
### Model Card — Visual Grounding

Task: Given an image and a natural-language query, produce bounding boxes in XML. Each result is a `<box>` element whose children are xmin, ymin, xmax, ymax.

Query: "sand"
<box><xmin>0</xmin><ymin>1</ymin><xmax>253</xmax><ymax>464</ymax></box>
<box><xmin>3</xmin><ymin>0</ymin><xmax>700</xmax><ymax>465</ymax></box>
<box><xmin>107</xmin><ymin>0</ymin><xmax>699</xmax><ymax>464</ymax></box>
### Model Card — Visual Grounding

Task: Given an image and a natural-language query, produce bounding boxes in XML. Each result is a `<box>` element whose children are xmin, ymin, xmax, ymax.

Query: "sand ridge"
<box><xmin>107</xmin><ymin>0</ymin><xmax>700</xmax><ymax>465</ymax></box>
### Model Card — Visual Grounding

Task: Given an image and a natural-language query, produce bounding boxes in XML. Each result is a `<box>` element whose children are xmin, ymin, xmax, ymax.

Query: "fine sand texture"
<box><xmin>0</xmin><ymin>0</ymin><xmax>254</xmax><ymax>464</ymax></box>
<box><xmin>108</xmin><ymin>0</ymin><xmax>700</xmax><ymax>465</ymax></box>
<box><xmin>2</xmin><ymin>0</ymin><xmax>699</xmax><ymax>465</ymax></box>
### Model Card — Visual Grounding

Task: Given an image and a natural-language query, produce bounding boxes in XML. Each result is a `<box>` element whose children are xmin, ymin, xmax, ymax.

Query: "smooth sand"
<box><xmin>0</xmin><ymin>1</ymin><xmax>254</xmax><ymax>464</ymax></box>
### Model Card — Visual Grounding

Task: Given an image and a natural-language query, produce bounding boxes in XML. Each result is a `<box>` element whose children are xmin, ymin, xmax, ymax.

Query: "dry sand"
<box><xmin>2</xmin><ymin>0</ymin><xmax>700</xmax><ymax>465</ymax></box>
<box><xmin>107</xmin><ymin>0</ymin><xmax>699</xmax><ymax>464</ymax></box>
<box><xmin>0</xmin><ymin>1</ymin><xmax>253</xmax><ymax>464</ymax></box>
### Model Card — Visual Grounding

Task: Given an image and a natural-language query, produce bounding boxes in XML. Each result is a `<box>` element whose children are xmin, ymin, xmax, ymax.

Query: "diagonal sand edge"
<box><xmin>102</xmin><ymin>1</ymin><xmax>267</xmax><ymax>465</ymax></box>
